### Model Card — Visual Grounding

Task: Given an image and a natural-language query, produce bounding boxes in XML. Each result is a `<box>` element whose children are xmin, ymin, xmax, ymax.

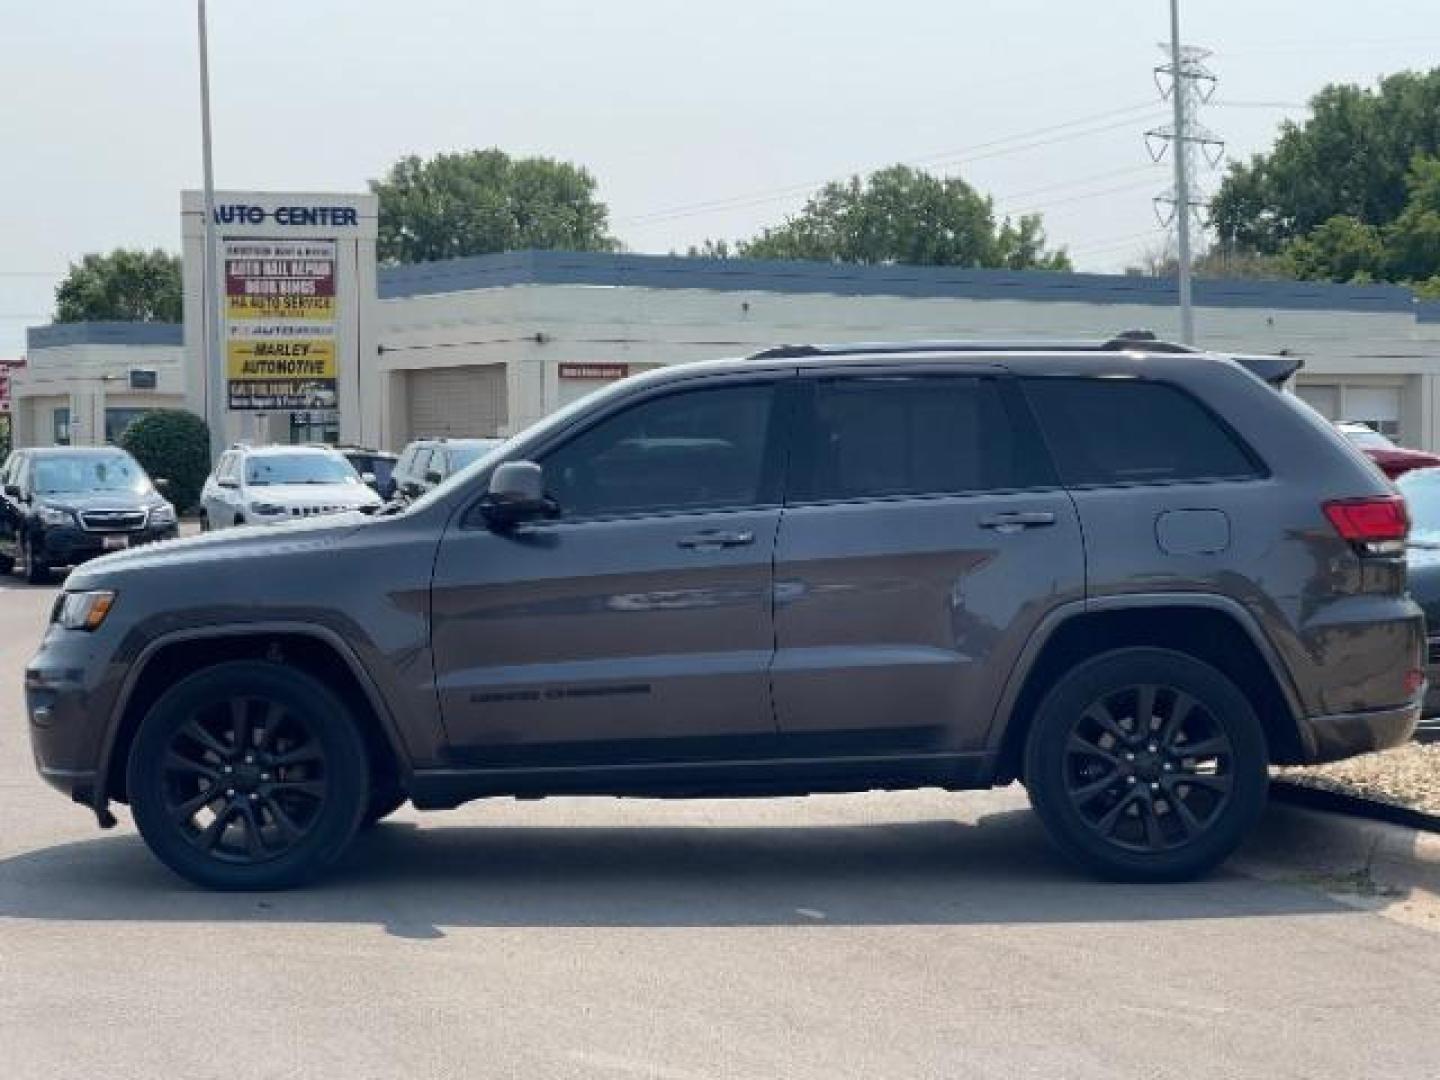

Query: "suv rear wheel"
<box><xmin>1024</xmin><ymin>647</ymin><xmax>1268</xmax><ymax>882</ymax></box>
<box><xmin>127</xmin><ymin>661</ymin><xmax>369</xmax><ymax>890</ymax></box>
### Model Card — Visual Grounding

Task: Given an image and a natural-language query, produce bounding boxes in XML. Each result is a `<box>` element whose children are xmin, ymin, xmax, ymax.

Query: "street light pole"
<box><xmin>1168</xmin><ymin>0</ymin><xmax>1195</xmax><ymax>345</ymax></box>
<box><xmin>197</xmin><ymin>0</ymin><xmax>227</xmax><ymax>463</ymax></box>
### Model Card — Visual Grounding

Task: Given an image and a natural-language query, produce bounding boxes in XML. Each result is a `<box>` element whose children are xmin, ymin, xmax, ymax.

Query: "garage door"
<box><xmin>406</xmin><ymin>365</ymin><xmax>507</xmax><ymax>442</ymax></box>
<box><xmin>1343</xmin><ymin>386</ymin><xmax>1401</xmax><ymax>438</ymax></box>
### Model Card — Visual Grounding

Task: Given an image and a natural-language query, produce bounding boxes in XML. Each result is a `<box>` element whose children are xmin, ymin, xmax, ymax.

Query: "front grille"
<box><xmin>1428</xmin><ymin>638</ymin><xmax>1440</xmax><ymax>666</ymax></box>
<box><xmin>79</xmin><ymin>509</ymin><xmax>147</xmax><ymax>532</ymax></box>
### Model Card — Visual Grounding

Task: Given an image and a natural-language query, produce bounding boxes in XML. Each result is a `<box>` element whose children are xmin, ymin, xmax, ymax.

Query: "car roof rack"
<box><xmin>747</xmin><ymin>329</ymin><xmax>1197</xmax><ymax>361</ymax></box>
<box><xmin>746</xmin><ymin>329</ymin><xmax>1301</xmax><ymax>387</ymax></box>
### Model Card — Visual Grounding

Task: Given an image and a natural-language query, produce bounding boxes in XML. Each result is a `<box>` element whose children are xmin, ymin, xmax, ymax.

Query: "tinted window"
<box><xmin>543</xmin><ymin>383</ymin><xmax>775</xmax><ymax>518</ymax></box>
<box><xmin>1024</xmin><ymin>378</ymin><xmax>1260</xmax><ymax>486</ymax></box>
<box><xmin>797</xmin><ymin>376</ymin><xmax>1051</xmax><ymax>502</ymax></box>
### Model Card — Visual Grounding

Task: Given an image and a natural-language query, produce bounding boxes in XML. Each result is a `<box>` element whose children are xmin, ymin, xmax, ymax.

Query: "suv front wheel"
<box><xmin>1024</xmin><ymin>647</ymin><xmax>1268</xmax><ymax>882</ymax></box>
<box><xmin>127</xmin><ymin>661</ymin><xmax>369</xmax><ymax>890</ymax></box>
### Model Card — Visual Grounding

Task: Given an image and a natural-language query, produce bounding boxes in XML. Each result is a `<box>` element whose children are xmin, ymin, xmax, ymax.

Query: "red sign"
<box><xmin>0</xmin><ymin>358</ymin><xmax>23</xmax><ymax>415</ymax></box>
<box><xmin>559</xmin><ymin>363</ymin><xmax>629</xmax><ymax>380</ymax></box>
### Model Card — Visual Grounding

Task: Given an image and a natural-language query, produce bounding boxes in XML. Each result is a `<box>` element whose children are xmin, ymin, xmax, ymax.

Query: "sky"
<box><xmin>3</xmin><ymin>0</ymin><xmax>1440</xmax><ymax>356</ymax></box>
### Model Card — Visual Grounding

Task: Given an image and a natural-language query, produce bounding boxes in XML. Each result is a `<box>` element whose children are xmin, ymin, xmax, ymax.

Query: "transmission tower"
<box><xmin>1145</xmin><ymin>0</ymin><xmax>1223</xmax><ymax>344</ymax></box>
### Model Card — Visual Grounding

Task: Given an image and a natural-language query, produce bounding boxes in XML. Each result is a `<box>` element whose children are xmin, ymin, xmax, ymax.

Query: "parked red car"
<box><xmin>1335</xmin><ymin>421</ymin><xmax>1440</xmax><ymax>479</ymax></box>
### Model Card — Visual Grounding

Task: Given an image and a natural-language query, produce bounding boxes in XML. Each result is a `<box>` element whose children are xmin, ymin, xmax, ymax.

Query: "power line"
<box><xmin>617</xmin><ymin>102</ymin><xmax>1165</xmax><ymax>227</ymax></box>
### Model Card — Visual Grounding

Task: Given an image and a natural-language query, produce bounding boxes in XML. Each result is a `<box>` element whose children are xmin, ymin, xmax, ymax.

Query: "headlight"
<box><xmin>36</xmin><ymin>505</ymin><xmax>73</xmax><ymax>527</ymax></box>
<box><xmin>249</xmin><ymin>501</ymin><xmax>286</xmax><ymax>516</ymax></box>
<box><xmin>55</xmin><ymin>590</ymin><xmax>116</xmax><ymax>632</ymax></box>
<box><xmin>149</xmin><ymin>502</ymin><xmax>177</xmax><ymax>525</ymax></box>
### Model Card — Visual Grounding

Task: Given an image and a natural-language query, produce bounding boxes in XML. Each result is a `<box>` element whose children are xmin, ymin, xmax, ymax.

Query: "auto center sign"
<box><xmin>182</xmin><ymin>190</ymin><xmax>377</xmax><ymax>442</ymax></box>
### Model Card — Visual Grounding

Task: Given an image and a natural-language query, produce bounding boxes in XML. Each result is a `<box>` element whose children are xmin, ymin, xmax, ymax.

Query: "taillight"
<box><xmin>1323</xmin><ymin>495</ymin><xmax>1409</xmax><ymax>554</ymax></box>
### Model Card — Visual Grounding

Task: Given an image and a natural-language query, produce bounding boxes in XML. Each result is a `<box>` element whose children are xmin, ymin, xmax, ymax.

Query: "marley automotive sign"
<box><xmin>224</xmin><ymin>239</ymin><xmax>338</xmax><ymax>410</ymax></box>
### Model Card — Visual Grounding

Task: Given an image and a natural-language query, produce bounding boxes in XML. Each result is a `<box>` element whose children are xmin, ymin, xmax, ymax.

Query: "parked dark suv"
<box><xmin>1</xmin><ymin>446</ymin><xmax>178</xmax><ymax>583</ymax></box>
<box><xmin>26</xmin><ymin>337</ymin><xmax>1424</xmax><ymax>889</ymax></box>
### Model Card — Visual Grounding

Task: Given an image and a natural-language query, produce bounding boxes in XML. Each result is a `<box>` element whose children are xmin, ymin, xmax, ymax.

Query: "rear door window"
<box><xmin>794</xmin><ymin>375</ymin><xmax>1054</xmax><ymax>502</ymax></box>
<box><xmin>1022</xmin><ymin>377</ymin><xmax>1262</xmax><ymax>487</ymax></box>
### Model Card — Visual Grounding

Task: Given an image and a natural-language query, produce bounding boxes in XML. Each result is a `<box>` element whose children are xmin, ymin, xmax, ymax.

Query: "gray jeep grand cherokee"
<box><xmin>26</xmin><ymin>336</ymin><xmax>1425</xmax><ymax>889</ymax></box>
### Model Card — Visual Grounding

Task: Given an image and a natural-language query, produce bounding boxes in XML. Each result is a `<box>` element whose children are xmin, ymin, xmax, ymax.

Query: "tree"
<box><xmin>118</xmin><ymin>410</ymin><xmax>211</xmax><ymax>513</ymax></box>
<box><xmin>1282</xmin><ymin>216</ymin><xmax>1387</xmax><ymax>282</ymax></box>
<box><xmin>370</xmin><ymin>149</ymin><xmax>618</xmax><ymax>263</ymax></box>
<box><xmin>1384</xmin><ymin>155</ymin><xmax>1440</xmax><ymax>281</ymax></box>
<box><xmin>1211</xmin><ymin>70</ymin><xmax>1440</xmax><ymax>253</ymax></box>
<box><xmin>54</xmin><ymin>249</ymin><xmax>182</xmax><ymax>323</ymax></box>
<box><xmin>734</xmin><ymin>165</ymin><xmax>1071</xmax><ymax>270</ymax></box>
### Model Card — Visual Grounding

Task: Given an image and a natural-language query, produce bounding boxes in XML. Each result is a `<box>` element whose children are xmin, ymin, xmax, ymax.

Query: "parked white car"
<box><xmin>199</xmin><ymin>445</ymin><xmax>382</xmax><ymax>531</ymax></box>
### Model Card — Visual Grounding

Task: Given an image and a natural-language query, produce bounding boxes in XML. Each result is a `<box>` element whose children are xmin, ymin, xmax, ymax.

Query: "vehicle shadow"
<box><xmin>0</xmin><ymin>804</ymin><xmax>1349</xmax><ymax>938</ymax></box>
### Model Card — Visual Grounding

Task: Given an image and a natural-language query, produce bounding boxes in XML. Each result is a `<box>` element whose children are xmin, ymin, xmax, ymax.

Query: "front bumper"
<box><xmin>1297</xmin><ymin>697</ymin><xmax>1422</xmax><ymax>764</ymax></box>
<box><xmin>25</xmin><ymin>623</ymin><xmax>121</xmax><ymax>821</ymax></box>
<box><xmin>36</xmin><ymin>522</ymin><xmax>178</xmax><ymax>566</ymax></box>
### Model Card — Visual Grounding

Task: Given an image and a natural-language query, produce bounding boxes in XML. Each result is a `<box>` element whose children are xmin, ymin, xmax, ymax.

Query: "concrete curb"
<box><xmin>1237</xmin><ymin>791</ymin><xmax>1440</xmax><ymax>928</ymax></box>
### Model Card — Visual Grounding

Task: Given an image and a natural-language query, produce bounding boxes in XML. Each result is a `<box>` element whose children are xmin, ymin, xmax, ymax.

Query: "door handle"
<box><xmin>677</xmin><ymin>530</ymin><xmax>755</xmax><ymax>550</ymax></box>
<box><xmin>978</xmin><ymin>511</ymin><xmax>1056</xmax><ymax>534</ymax></box>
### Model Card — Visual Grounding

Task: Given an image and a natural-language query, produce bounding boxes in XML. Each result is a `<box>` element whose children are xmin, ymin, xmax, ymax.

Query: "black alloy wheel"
<box><xmin>1062</xmin><ymin>682</ymin><xmax>1234</xmax><ymax>853</ymax></box>
<box><xmin>129</xmin><ymin>662</ymin><xmax>368</xmax><ymax>890</ymax></box>
<box><xmin>160</xmin><ymin>696</ymin><xmax>330</xmax><ymax>865</ymax></box>
<box><xmin>1025</xmin><ymin>648</ymin><xmax>1268</xmax><ymax>882</ymax></box>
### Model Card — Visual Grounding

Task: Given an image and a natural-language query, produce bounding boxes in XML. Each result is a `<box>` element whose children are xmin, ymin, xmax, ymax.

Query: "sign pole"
<box><xmin>197</xmin><ymin>0</ymin><xmax>227</xmax><ymax>463</ymax></box>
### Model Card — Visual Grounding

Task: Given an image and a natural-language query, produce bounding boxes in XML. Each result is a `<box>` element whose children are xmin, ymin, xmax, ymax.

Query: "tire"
<box><xmin>198</xmin><ymin>512</ymin><xmax>209</xmax><ymax>533</ymax></box>
<box><xmin>127</xmin><ymin>661</ymin><xmax>370</xmax><ymax>890</ymax></box>
<box><xmin>1024</xmin><ymin>647</ymin><xmax>1268</xmax><ymax>883</ymax></box>
<box><xmin>24</xmin><ymin>532</ymin><xmax>50</xmax><ymax>585</ymax></box>
<box><xmin>360</xmin><ymin>787</ymin><xmax>407</xmax><ymax>829</ymax></box>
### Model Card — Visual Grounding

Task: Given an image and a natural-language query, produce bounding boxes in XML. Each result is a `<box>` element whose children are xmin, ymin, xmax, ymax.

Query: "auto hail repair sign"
<box><xmin>224</xmin><ymin>239</ymin><xmax>338</xmax><ymax>411</ymax></box>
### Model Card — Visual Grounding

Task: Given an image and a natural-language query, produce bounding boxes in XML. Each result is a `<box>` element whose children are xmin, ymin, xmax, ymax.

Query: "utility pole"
<box><xmin>1147</xmin><ymin>0</ymin><xmax>1223</xmax><ymax>345</ymax></box>
<box><xmin>197</xmin><ymin>0</ymin><xmax>226</xmax><ymax>463</ymax></box>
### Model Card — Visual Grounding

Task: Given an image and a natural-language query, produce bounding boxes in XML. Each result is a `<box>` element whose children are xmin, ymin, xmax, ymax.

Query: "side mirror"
<box><xmin>482</xmin><ymin>461</ymin><xmax>555</xmax><ymax>529</ymax></box>
<box><xmin>3</xmin><ymin>483</ymin><xmax>19</xmax><ymax>499</ymax></box>
<box><xmin>153</xmin><ymin>477</ymin><xmax>171</xmax><ymax>492</ymax></box>
<box><xmin>360</xmin><ymin>471</ymin><xmax>377</xmax><ymax>488</ymax></box>
<box><xmin>425</xmin><ymin>469</ymin><xmax>443</xmax><ymax>485</ymax></box>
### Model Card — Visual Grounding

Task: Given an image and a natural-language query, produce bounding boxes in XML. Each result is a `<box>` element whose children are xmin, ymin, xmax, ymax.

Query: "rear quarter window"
<box><xmin>1022</xmin><ymin>377</ymin><xmax>1263</xmax><ymax>486</ymax></box>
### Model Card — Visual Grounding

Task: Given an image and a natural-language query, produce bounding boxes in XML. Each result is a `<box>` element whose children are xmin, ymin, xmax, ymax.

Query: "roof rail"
<box><xmin>748</xmin><ymin>330</ymin><xmax>1198</xmax><ymax>362</ymax></box>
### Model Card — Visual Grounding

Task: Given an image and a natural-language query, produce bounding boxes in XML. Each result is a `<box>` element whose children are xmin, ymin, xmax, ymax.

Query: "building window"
<box><xmin>105</xmin><ymin>408</ymin><xmax>155</xmax><ymax>444</ymax></box>
<box><xmin>289</xmin><ymin>411</ymin><xmax>339</xmax><ymax>445</ymax></box>
<box><xmin>52</xmin><ymin>407</ymin><xmax>71</xmax><ymax>446</ymax></box>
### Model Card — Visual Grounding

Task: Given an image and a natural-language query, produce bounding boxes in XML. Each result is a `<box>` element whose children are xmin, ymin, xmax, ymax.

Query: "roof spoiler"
<box><xmin>1223</xmin><ymin>351</ymin><xmax>1304</xmax><ymax>388</ymax></box>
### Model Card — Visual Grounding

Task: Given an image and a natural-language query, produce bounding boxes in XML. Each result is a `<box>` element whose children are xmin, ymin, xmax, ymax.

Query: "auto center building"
<box><xmin>15</xmin><ymin>188</ymin><xmax>1440</xmax><ymax>452</ymax></box>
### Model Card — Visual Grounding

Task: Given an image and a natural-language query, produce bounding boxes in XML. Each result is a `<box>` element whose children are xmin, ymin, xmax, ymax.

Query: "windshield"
<box><xmin>449</xmin><ymin>440</ymin><xmax>502</xmax><ymax>471</ymax></box>
<box><xmin>33</xmin><ymin>453</ymin><xmax>150</xmax><ymax>496</ymax></box>
<box><xmin>1342</xmin><ymin>426</ymin><xmax>1397</xmax><ymax>451</ymax></box>
<box><xmin>246</xmin><ymin>454</ymin><xmax>360</xmax><ymax>487</ymax></box>
<box><xmin>1400</xmin><ymin>470</ymin><xmax>1440</xmax><ymax>542</ymax></box>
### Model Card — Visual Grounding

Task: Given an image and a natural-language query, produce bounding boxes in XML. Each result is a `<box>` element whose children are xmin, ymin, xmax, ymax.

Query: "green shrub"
<box><xmin>119</xmin><ymin>410</ymin><xmax>211</xmax><ymax>512</ymax></box>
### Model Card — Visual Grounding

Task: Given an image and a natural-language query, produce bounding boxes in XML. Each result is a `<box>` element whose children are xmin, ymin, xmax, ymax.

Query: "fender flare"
<box><xmin>984</xmin><ymin>592</ymin><xmax>1306</xmax><ymax>755</ymax></box>
<box><xmin>94</xmin><ymin>621</ymin><xmax>413</xmax><ymax>808</ymax></box>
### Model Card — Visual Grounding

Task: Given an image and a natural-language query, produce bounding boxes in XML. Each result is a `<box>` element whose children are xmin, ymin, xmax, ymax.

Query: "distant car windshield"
<box><xmin>1342</xmin><ymin>426</ymin><xmax>1397</xmax><ymax>451</ymax></box>
<box><xmin>246</xmin><ymin>454</ymin><xmax>359</xmax><ymax>486</ymax></box>
<box><xmin>449</xmin><ymin>440</ymin><xmax>503</xmax><ymax>471</ymax></box>
<box><xmin>33</xmin><ymin>453</ymin><xmax>149</xmax><ymax>495</ymax></box>
<box><xmin>1399</xmin><ymin>470</ymin><xmax>1440</xmax><ymax>543</ymax></box>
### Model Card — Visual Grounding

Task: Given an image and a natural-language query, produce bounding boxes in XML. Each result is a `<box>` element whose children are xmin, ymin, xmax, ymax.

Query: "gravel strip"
<box><xmin>1277</xmin><ymin>743</ymin><xmax>1440</xmax><ymax>816</ymax></box>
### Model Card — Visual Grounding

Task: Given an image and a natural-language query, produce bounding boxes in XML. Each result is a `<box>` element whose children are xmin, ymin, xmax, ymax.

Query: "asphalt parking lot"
<box><xmin>3</xmin><ymin>574</ymin><xmax>1440</xmax><ymax>1079</ymax></box>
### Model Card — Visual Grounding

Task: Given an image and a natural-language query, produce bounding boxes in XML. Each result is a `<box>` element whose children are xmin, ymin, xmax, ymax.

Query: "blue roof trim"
<box><xmin>1417</xmin><ymin>300</ymin><xmax>1440</xmax><ymax>323</ymax></box>
<box><xmin>378</xmin><ymin>250</ymin><xmax>1417</xmax><ymax>314</ymax></box>
<box><xmin>27</xmin><ymin>322</ymin><xmax>184</xmax><ymax>349</ymax></box>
